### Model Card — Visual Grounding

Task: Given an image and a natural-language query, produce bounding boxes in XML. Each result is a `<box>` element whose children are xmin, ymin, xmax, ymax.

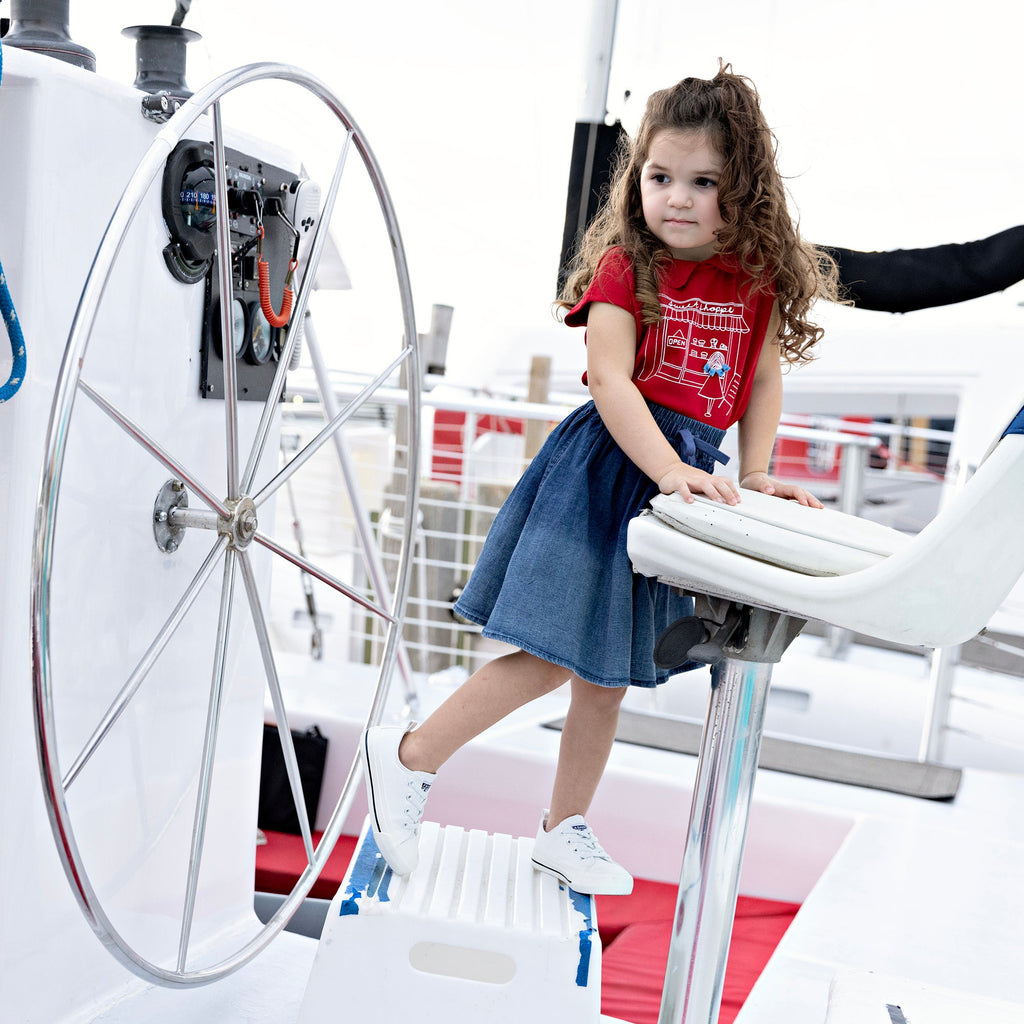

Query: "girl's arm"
<box><xmin>737</xmin><ymin>306</ymin><xmax>823</xmax><ymax>507</ymax></box>
<box><xmin>586</xmin><ymin>302</ymin><xmax>740</xmax><ymax>504</ymax></box>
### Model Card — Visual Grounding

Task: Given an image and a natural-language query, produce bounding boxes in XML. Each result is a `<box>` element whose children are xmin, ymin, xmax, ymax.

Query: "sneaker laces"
<box><xmin>400</xmin><ymin>777</ymin><xmax>430</xmax><ymax>836</ymax></box>
<box><xmin>561</xmin><ymin>821</ymin><xmax>612</xmax><ymax>862</ymax></box>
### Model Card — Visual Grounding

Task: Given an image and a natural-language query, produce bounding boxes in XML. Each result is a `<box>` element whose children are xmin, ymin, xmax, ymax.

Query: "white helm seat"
<box><xmin>628</xmin><ymin>417</ymin><xmax>1024</xmax><ymax>649</ymax></box>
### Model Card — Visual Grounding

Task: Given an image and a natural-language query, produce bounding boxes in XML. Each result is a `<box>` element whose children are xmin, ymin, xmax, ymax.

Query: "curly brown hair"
<box><xmin>557</xmin><ymin>64</ymin><xmax>839</xmax><ymax>364</ymax></box>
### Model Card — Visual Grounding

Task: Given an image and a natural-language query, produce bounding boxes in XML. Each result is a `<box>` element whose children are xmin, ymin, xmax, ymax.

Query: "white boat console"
<box><xmin>0</xmin><ymin>31</ymin><xmax>422</xmax><ymax>1023</ymax></box>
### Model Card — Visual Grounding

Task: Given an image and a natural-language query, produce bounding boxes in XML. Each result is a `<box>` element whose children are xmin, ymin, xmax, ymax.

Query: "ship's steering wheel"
<box><xmin>32</xmin><ymin>64</ymin><xmax>420</xmax><ymax>985</ymax></box>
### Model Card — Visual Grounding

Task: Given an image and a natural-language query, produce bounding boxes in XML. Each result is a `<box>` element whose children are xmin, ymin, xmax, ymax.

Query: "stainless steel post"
<box><xmin>918</xmin><ymin>643</ymin><xmax>960</xmax><ymax>763</ymax></box>
<box><xmin>837</xmin><ymin>437</ymin><xmax>868</xmax><ymax>517</ymax></box>
<box><xmin>823</xmin><ymin>440</ymin><xmax>869</xmax><ymax>658</ymax></box>
<box><xmin>659</xmin><ymin>655</ymin><xmax>773</xmax><ymax>1024</ymax></box>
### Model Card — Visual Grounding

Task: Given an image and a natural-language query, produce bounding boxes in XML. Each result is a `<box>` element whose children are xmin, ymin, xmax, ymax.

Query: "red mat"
<box><xmin>256</xmin><ymin>829</ymin><xmax>358</xmax><ymax>901</ymax></box>
<box><xmin>256</xmin><ymin>831</ymin><xmax>798</xmax><ymax>1022</ymax></box>
<box><xmin>597</xmin><ymin>881</ymin><xmax>799</xmax><ymax>1024</ymax></box>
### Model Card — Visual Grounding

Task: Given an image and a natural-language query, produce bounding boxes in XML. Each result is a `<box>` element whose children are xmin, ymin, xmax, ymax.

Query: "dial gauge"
<box><xmin>246</xmin><ymin>304</ymin><xmax>275</xmax><ymax>365</ymax></box>
<box><xmin>230</xmin><ymin>297</ymin><xmax>247</xmax><ymax>357</ymax></box>
<box><xmin>212</xmin><ymin>297</ymin><xmax>247</xmax><ymax>359</ymax></box>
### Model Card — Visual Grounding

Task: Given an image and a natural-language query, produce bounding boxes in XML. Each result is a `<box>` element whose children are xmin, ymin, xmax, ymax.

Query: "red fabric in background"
<box><xmin>256</xmin><ymin>830</ymin><xmax>358</xmax><ymax>901</ymax></box>
<box><xmin>595</xmin><ymin>877</ymin><xmax>685</xmax><ymax>946</ymax></box>
<box><xmin>256</xmin><ymin>832</ymin><xmax>798</xmax><ymax>1022</ymax></box>
<box><xmin>431</xmin><ymin>410</ymin><xmax>524</xmax><ymax>483</ymax></box>
<box><xmin>597</xmin><ymin>879</ymin><xmax>799</xmax><ymax>1024</ymax></box>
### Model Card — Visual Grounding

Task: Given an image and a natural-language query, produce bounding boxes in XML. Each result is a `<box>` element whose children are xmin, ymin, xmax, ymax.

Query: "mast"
<box><xmin>556</xmin><ymin>0</ymin><xmax>623</xmax><ymax>293</ymax></box>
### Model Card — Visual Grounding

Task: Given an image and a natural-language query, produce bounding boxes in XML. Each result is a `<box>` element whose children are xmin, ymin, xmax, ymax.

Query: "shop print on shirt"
<box><xmin>698</xmin><ymin>350</ymin><xmax>731</xmax><ymax>417</ymax></box>
<box><xmin>635</xmin><ymin>293</ymin><xmax>749</xmax><ymax>421</ymax></box>
<box><xmin>568</xmin><ymin>249</ymin><xmax>775</xmax><ymax>430</ymax></box>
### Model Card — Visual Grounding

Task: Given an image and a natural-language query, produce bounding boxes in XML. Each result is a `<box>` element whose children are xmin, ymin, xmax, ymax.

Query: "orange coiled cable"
<box><xmin>257</xmin><ymin>255</ymin><xmax>297</xmax><ymax>328</ymax></box>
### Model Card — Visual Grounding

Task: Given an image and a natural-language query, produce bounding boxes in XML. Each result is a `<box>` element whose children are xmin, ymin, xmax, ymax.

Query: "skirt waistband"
<box><xmin>644</xmin><ymin>400</ymin><xmax>728</xmax><ymax>471</ymax></box>
<box><xmin>675</xmin><ymin>426</ymin><xmax>729</xmax><ymax>469</ymax></box>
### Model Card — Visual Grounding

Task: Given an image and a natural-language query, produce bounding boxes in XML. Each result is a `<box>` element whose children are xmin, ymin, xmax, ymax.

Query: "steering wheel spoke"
<box><xmin>239</xmin><ymin>550</ymin><xmax>316</xmax><ymax>862</ymax></box>
<box><xmin>62</xmin><ymin>534</ymin><xmax>229</xmax><ymax>790</ymax></box>
<box><xmin>253</xmin><ymin>344</ymin><xmax>412</xmax><ymax>510</ymax></box>
<box><xmin>178</xmin><ymin>548</ymin><xmax>238</xmax><ymax>972</ymax></box>
<box><xmin>253</xmin><ymin>529</ymin><xmax>397</xmax><ymax>622</ymax></box>
<box><xmin>241</xmin><ymin>129</ymin><xmax>355</xmax><ymax>497</ymax></box>
<box><xmin>212</xmin><ymin>101</ymin><xmax>241</xmax><ymax>499</ymax></box>
<box><xmin>79</xmin><ymin>378</ymin><xmax>232</xmax><ymax>519</ymax></box>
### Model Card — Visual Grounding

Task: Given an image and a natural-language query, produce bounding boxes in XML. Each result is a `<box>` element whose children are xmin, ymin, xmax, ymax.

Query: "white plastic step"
<box><xmin>297</xmin><ymin>818</ymin><xmax>601</xmax><ymax>1023</ymax></box>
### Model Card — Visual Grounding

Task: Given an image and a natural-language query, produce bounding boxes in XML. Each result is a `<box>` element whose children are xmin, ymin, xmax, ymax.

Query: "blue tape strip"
<box><xmin>339</xmin><ymin>829</ymin><xmax>392</xmax><ymax>917</ymax></box>
<box><xmin>568</xmin><ymin>888</ymin><xmax>596</xmax><ymax>988</ymax></box>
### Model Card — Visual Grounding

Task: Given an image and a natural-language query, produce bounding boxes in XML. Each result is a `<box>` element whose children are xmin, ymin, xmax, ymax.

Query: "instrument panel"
<box><xmin>161</xmin><ymin>139</ymin><xmax>320</xmax><ymax>401</ymax></box>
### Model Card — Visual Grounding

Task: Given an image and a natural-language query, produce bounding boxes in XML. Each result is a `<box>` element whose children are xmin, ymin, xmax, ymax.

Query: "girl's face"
<box><xmin>640</xmin><ymin>129</ymin><xmax>725</xmax><ymax>260</ymax></box>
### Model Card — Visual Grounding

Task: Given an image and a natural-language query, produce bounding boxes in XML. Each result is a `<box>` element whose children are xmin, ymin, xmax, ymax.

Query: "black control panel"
<box><xmin>161</xmin><ymin>139</ymin><xmax>320</xmax><ymax>401</ymax></box>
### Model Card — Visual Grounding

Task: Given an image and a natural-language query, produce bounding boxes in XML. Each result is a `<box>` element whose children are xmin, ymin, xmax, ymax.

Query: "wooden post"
<box><xmin>910</xmin><ymin>416</ymin><xmax>929</xmax><ymax>471</ymax></box>
<box><xmin>421</xmin><ymin>304</ymin><xmax>454</xmax><ymax>377</ymax></box>
<box><xmin>524</xmin><ymin>355</ymin><xmax>552</xmax><ymax>461</ymax></box>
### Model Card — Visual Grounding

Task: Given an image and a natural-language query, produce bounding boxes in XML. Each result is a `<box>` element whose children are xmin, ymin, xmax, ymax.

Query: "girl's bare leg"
<box><xmin>399</xmin><ymin>650</ymin><xmax>570</xmax><ymax>773</ymax></box>
<box><xmin>546</xmin><ymin>677</ymin><xmax>627</xmax><ymax>828</ymax></box>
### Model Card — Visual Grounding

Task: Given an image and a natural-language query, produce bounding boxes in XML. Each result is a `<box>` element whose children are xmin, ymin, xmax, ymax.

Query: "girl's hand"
<box><xmin>740</xmin><ymin>471</ymin><xmax>823</xmax><ymax>508</ymax></box>
<box><xmin>659</xmin><ymin>464</ymin><xmax>740</xmax><ymax>505</ymax></box>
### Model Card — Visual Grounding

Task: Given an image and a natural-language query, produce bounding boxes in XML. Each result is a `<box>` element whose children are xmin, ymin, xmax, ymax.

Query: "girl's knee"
<box><xmin>507</xmin><ymin>650</ymin><xmax>573</xmax><ymax>693</ymax></box>
<box><xmin>571</xmin><ymin>676</ymin><xmax>628</xmax><ymax>708</ymax></box>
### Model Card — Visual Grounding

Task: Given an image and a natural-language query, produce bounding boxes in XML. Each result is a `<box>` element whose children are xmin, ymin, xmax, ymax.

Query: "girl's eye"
<box><xmin>650</xmin><ymin>172</ymin><xmax>670</xmax><ymax>184</ymax></box>
<box><xmin>695</xmin><ymin>177</ymin><xmax>718</xmax><ymax>189</ymax></box>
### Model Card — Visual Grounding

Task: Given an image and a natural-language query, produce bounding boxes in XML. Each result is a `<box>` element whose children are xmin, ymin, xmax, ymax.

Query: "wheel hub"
<box><xmin>222</xmin><ymin>495</ymin><xmax>258</xmax><ymax>549</ymax></box>
<box><xmin>153</xmin><ymin>481</ymin><xmax>258</xmax><ymax>551</ymax></box>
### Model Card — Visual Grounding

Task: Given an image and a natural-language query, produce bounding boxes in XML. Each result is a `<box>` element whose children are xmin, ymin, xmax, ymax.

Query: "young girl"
<box><xmin>363</xmin><ymin>65</ymin><xmax>838</xmax><ymax>895</ymax></box>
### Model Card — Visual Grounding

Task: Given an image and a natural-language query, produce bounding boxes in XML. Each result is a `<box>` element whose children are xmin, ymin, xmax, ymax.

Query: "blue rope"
<box><xmin>0</xmin><ymin>36</ymin><xmax>27</xmax><ymax>403</ymax></box>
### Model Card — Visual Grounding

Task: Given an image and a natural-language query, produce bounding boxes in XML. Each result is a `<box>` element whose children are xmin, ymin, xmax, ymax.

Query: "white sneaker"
<box><xmin>363</xmin><ymin>724</ymin><xmax>436</xmax><ymax>875</ymax></box>
<box><xmin>531</xmin><ymin>812</ymin><xmax>634</xmax><ymax>895</ymax></box>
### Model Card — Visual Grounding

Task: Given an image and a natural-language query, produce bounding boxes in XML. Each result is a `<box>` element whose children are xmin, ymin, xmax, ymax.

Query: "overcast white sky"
<box><xmin>6</xmin><ymin>0</ymin><xmax>1023</xmax><ymax>393</ymax></box>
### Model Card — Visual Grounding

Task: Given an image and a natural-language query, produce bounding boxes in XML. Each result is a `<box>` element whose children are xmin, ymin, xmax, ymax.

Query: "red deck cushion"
<box><xmin>595</xmin><ymin>876</ymin><xmax>681</xmax><ymax>946</ymax></box>
<box><xmin>255</xmin><ymin>829</ymin><xmax>358</xmax><ymax>901</ymax></box>
<box><xmin>599</xmin><ymin>896</ymin><xmax>799</xmax><ymax>1024</ymax></box>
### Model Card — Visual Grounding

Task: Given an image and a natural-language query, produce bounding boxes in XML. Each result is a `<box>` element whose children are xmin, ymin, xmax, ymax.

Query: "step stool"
<box><xmin>297</xmin><ymin>818</ymin><xmax>601</xmax><ymax>1023</ymax></box>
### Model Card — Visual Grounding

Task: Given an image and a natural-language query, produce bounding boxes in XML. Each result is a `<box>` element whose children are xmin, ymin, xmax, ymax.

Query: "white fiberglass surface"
<box><xmin>40</xmin><ymin>145</ymin><xmax>282</xmax><ymax>965</ymax></box>
<box><xmin>23</xmin><ymin>56</ymin><xmax>421</xmax><ymax>994</ymax></box>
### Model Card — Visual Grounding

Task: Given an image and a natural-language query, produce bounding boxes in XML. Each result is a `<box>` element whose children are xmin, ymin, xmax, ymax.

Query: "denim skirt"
<box><xmin>453</xmin><ymin>399</ymin><xmax>727</xmax><ymax>687</ymax></box>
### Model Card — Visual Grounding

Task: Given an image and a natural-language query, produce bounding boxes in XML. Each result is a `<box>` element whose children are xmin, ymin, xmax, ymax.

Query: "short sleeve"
<box><xmin>563</xmin><ymin>248</ymin><xmax>641</xmax><ymax>327</ymax></box>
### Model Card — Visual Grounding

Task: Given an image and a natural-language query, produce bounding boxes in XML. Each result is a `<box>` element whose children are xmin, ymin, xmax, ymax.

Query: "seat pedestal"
<box><xmin>660</xmin><ymin>602</ymin><xmax>805</xmax><ymax>1024</ymax></box>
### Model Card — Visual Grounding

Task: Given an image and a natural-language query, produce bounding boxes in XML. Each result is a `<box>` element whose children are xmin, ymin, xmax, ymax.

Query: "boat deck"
<box><xmin>262</xmin><ymin>647</ymin><xmax>1024</xmax><ymax>1023</ymax></box>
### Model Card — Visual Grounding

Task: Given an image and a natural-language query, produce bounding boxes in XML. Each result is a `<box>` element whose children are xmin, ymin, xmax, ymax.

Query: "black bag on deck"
<box><xmin>258</xmin><ymin>724</ymin><xmax>328</xmax><ymax>834</ymax></box>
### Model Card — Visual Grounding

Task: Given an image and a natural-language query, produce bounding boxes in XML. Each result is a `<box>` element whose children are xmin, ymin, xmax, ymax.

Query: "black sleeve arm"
<box><xmin>822</xmin><ymin>225</ymin><xmax>1024</xmax><ymax>313</ymax></box>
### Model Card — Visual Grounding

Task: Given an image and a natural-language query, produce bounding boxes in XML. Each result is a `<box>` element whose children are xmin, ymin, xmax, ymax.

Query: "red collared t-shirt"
<box><xmin>565</xmin><ymin>247</ymin><xmax>776</xmax><ymax>429</ymax></box>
